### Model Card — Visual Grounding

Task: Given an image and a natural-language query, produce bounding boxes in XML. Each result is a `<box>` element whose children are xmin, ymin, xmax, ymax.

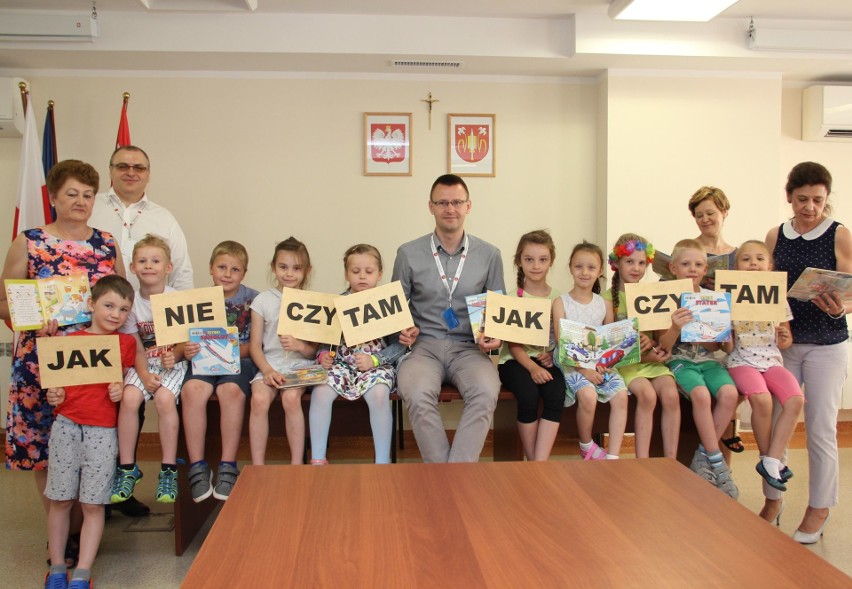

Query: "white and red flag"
<box><xmin>13</xmin><ymin>96</ymin><xmax>50</xmax><ymax>238</ymax></box>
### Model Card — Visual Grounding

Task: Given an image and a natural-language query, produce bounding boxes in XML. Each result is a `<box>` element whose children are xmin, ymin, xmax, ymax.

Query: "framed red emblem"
<box><xmin>364</xmin><ymin>112</ymin><xmax>412</xmax><ymax>176</ymax></box>
<box><xmin>448</xmin><ymin>114</ymin><xmax>495</xmax><ymax>177</ymax></box>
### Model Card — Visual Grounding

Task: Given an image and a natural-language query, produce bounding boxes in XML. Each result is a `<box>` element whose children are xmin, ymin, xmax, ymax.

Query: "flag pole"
<box><xmin>18</xmin><ymin>81</ymin><xmax>27</xmax><ymax>112</ymax></box>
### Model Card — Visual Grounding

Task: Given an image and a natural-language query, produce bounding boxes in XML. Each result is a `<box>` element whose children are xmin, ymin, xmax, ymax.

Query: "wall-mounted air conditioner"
<box><xmin>0</xmin><ymin>77</ymin><xmax>27</xmax><ymax>138</ymax></box>
<box><xmin>802</xmin><ymin>85</ymin><xmax>852</xmax><ymax>142</ymax></box>
<box><xmin>0</xmin><ymin>12</ymin><xmax>98</xmax><ymax>41</ymax></box>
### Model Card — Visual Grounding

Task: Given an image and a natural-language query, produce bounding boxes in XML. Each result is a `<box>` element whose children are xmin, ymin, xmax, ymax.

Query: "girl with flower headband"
<box><xmin>605</xmin><ymin>233</ymin><xmax>681</xmax><ymax>459</ymax></box>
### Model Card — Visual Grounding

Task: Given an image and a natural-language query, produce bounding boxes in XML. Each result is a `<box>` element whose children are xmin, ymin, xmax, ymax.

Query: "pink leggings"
<box><xmin>727</xmin><ymin>365</ymin><xmax>803</xmax><ymax>404</ymax></box>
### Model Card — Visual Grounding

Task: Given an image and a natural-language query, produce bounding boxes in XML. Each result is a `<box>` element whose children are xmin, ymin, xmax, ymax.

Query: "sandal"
<box><xmin>309</xmin><ymin>459</ymin><xmax>329</xmax><ymax>465</ymax></box>
<box><xmin>581</xmin><ymin>442</ymin><xmax>607</xmax><ymax>461</ymax></box>
<box><xmin>46</xmin><ymin>532</ymin><xmax>80</xmax><ymax>569</ymax></box>
<box><xmin>721</xmin><ymin>435</ymin><xmax>745</xmax><ymax>453</ymax></box>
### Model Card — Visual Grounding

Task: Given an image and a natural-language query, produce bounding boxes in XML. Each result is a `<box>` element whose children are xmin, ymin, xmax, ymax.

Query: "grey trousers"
<box><xmin>764</xmin><ymin>342</ymin><xmax>848</xmax><ymax>507</ymax></box>
<box><xmin>397</xmin><ymin>338</ymin><xmax>500</xmax><ymax>463</ymax></box>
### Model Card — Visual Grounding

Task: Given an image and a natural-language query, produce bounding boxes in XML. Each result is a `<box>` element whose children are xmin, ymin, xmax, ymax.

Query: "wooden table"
<box><xmin>182</xmin><ymin>459</ymin><xmax>851</xmax><ymax>588</ymax></box>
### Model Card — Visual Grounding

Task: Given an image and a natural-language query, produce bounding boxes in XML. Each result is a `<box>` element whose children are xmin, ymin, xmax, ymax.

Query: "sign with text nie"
<box><xmin>37</xmin><ymin>334</ymin><xmax>122</xmax><ymax>388</ymax></box>
<box><xmin>278</xmin><ymin>288</ymin><xmax>342</xmax><ymax>346</ymax></box>
<box><xmin>483</xmin><ymin>291</ymin><xmax>551</xmax><ymax>347</ymax></box>
<box><xmin>151</xmin><ymin>286</ymin><xmax>227</xmax><ymax>346</ymax></box>
<box><xmin>334</xmin><ymin>281</ymin><xmax>414</xmax><ymax>346</ymax></box>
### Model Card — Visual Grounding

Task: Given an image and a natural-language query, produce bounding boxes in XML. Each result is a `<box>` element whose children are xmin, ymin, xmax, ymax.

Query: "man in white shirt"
<box><xmin>89</xmin><ymin>145</ymin><xmax>194</xmax><ymax>290</ymax></box>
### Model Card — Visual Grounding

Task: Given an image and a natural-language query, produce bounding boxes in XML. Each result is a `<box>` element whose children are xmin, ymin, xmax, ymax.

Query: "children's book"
<box><xmin>278</xmin><ymin>365</ymin><xmax>328</xmax><ymax>389</ymax></box>
<box><xmin>652</xmin><ymin>251</ymin><xmax>733</xmax><ymax>282</ymax></box>
<box><xmin>788</xmin><ymin>267</ymin><xmax>852</xmax><ymax>302</ymax></box>
<box><xmin>557</xmin><ymin>318</ymin><xmax>640</xmax><ymax>370</ymax></box>
<box><xmin>4</xmin><ymin>271</ymin><xmax>91</xmax><ymax>331</ymax></box>
<box><xmin>189</xmin><ymin>326</ymin><xmax>240</xmax><ymax>375</ymax></box>
<box><xmin>680</xmin><ymin>292</ymin><xmax>732</xmax><ymax>342</ymax></box>
<box><xmin>465</xmin><ymin>290</ymin><xmax>503</xmax><ymax>343</ymax></box>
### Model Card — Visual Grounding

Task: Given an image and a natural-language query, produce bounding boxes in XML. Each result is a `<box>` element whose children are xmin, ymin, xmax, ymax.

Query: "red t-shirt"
<box><xmin>54</xmin><ymin>331</ymin><xmax>137</xmax><ymax>428</ymax></box>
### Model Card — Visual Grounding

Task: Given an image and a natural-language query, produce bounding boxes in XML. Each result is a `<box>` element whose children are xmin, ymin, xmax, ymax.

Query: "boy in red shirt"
<box><xmin>43</xmin><ymin>275</ymin><xmax>137</xmax><ymax>589</ymax></box>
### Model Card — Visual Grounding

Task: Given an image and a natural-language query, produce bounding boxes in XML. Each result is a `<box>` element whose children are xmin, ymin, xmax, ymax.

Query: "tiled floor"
<box><xmin>3</xmin><ymin>444</ymin><xmax>851</xmax><ymax>588</ymax></box>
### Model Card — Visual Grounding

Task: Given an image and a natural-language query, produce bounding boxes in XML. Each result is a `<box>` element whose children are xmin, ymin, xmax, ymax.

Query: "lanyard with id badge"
<box><xmin>431</xmin><ymin>234</ymin><xmax>469</xmax><ymax>330</ymax></box>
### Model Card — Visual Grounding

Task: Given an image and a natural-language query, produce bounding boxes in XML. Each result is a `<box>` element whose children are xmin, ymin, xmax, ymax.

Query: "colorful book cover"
<box><xmin>788</xmin><ymin>267</ymin><xmax>852</xmax><ymax>302</ymax></box>
<box><xmin>652</xmin><ymin>251</ymin><xmax>732</xmax><ymax>281</ymax></box>
<box><xmin>557</xmin><ymin>318</ymin><xmax>640</xmax><ymax>370</ymax></box>
<box><xmin>680</xmin><ymin>292</ymin><xmax>732</xmax><ymax>342</ymax></box>
<box><xmin>465</xmin><ymin>290</ymin><xmax>503</xmax><ymax>343</ymax></box>
<box><xmin>189</xmin><ymin>326</ymin><xmax>240</xmax><ymax>375</ymax></box>
<box><xmin>4</xmin><ymin>271</ymin><xmax>91</xmax><ymax>331</ymax></box>
<box><xmin>278</xmin><ymin>365</ymin><xmax>328</xmax><ymax>389</ymax></box>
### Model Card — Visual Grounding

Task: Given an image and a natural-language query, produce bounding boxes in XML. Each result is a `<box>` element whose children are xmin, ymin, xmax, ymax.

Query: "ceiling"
<box><xmin>1</xmin><ymin>0</ymin><xmax>852</xmax><ymax>82</ymax></box>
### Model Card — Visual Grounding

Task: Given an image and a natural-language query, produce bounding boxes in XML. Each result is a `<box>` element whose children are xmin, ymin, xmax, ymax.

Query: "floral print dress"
<box><xmin>326</xmin><ymin>338</ymin><xmax>396</xmax><ymax>401</ymax></box>
<box><xmin>5</xmin><ymin>227</ymin><xmax>118</xmax><ymax>470</ymax></box>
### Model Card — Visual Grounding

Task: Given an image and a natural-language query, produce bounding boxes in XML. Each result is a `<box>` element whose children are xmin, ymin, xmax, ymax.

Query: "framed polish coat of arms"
<box><xmin>364</xmin><ymin>112</ymin><xmax>412</xmax><ymax>176</ymax></box>
<box><xmin>448</xmin><ymin>114</ymin><xmax>495</xmax><ymax>177</ymax></box>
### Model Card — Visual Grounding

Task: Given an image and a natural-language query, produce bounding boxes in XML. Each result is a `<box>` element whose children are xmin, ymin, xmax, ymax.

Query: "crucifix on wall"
<box><xmin>421</xmin><ymin>92</ymin><xmax>439</xmax><ymax>129</ymax></box>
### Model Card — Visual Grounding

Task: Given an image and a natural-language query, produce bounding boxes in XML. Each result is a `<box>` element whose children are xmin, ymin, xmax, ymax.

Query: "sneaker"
<box><xmin>110</xmin><ymin>464</ymin><xmax>143</xmax><ymax>504</ymax></box>
<box><xmin>212</xmin><ymin>463</ymin><xmax>240</xmax><ymax>501</ymax></box>
<box><xmin>156</xmin><ymin>468</ymin><xmax>178</xmax><ymax>503</ymax></box>
<box><xmin>689</xmin><ymin>449</ymin><xmax>710</xmax><ymax>474</ymax></box>
<box><xmin>45</xmin><ymin>572</ymin><xmax>68</xmax><ymax>589</ymax></box>
<box><xmin>68</xmin><ymin>579</ymin><xmax>92</xmax><ymax>589</ymax></box>
<box><xmin>712</xmin><ymin>463</ymin><xmax>739</xmax><ymax>500</ymax></box>
<box><xmin>188</xmin><ymin>463</ymin><xmax>213</xmax><ymax>503</ymax></box>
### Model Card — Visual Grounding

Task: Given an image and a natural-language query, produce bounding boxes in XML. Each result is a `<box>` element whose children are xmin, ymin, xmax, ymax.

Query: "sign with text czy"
<box><xmin>334</xmin><ymin>281</ymin><xmax>414</xmax><ymax>346</ymax></box>
<box><xmin>484</xmin><ymin>291</ymin><xmax>551</xmax><ymax>347</ymax></box>
<box><xmin>37</xmin><ymin>334</ymin><xmax>122</xmax><ymax>388</ymax></box>
<box><xmin>625</xmin><ymin>279</ymin><xmax>693</xmax><ymax>331</ymax></box>
<box><xmin>151</xmin><ymin>286</ymin><xmax>227</xmax><ymax>346</ymax></box>
<box><xmin>715</xmin><ymin>270</ymin><xmax>787</xmax><ymax>322</ymax></box>
<box><xmin>278</xmin><ymin>288</ymin><xmax>342</xmax><ymax>345</ymax></box>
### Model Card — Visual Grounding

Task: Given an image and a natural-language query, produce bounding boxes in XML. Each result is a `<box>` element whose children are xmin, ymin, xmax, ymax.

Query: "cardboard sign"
<box><xmin>151</xmin><ymin>286</ymin><xmax>227</xmax><ymax>346</ymax></box>
<box><xmin>625</xmin><ymin>279</ymin><xmax>693</xmax><ymax>331</ymax></box>
<box><xmin>37</xmin><ymin>334</ymin><xmax>122</xmax><ymax>388</ymax></box>
<box><xmin>334</xmin><ymin>281</ymin><xmax>414</xmax><ymax>346</ymax></box>
<box><xmin>278</xmin><ymin>288</ymin><xmax>342</xmax><ymax>346</ymax></box>
<box><xmin>483</xmin><ymin>291</ymin><xmax>551</xmax><ymax>347</ymax></box>
<box><xmin>715</xmin><ymin>270</ymin><xmax>788</xmax><ymax>322</ymax></box>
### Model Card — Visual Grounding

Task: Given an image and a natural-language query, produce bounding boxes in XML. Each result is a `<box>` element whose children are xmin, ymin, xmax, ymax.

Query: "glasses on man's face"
<box><xmin>430</xmin><ymin>199</ymin><xmax>468</xmax><ymax>209</ymax></box>
<box><xmin>110</xmin><ymin>163</ymin><xmax>149</xmax><ymax>173</ymax></box>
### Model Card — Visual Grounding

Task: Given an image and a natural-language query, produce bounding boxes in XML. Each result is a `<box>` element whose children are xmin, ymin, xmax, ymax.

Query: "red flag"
<box><xmin>116</xmin><ymin>95</ymin><xmax>131</xmax><ymax>148</ymax></box>
<box><xmin>13</xmin><ymin>96</ymin><xmax>50</xmax><ymax>238</ymax></box>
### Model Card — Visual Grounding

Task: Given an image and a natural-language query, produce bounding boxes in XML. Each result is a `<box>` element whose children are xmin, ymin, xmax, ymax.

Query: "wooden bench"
<box><xmin>174</xmin><ymin>385</ymin><xmax>700</xmax><ymax>555</ymax></box>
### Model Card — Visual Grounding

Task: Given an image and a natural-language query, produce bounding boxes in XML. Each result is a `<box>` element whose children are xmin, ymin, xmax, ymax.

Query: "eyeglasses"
<box><xmin>110</xmin><ymin>163</ymin><xmax>149</xmax><ymax>173</ymax></box>
<box><xmin>430</xmin><ymin>199</ymin><xmax>469</xmax><ymax>209</ymax></box>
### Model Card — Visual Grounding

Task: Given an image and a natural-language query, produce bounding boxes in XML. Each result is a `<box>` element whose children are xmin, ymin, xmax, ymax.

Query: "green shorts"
<box><xmin>668</xmin><ymin>359</ymin><xmax>735</xmax><ymax>399</ymax></box>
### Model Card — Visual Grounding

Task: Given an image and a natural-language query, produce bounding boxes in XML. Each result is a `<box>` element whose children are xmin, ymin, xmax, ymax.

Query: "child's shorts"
<box><xmin>668</xmin><ymin>359</ymin><xmax>735</xmax><ymax>399</ymax></box>
<box><xmin>183</xmin><ymin>358</ymin><xmax>257</xmax><ymax>397</ymax></box>
<box><xmin>563</xmin><ymin>368</ymin><xmax>627</xmax><ymax>407</ymax></box>
<box><xmin>125</xmin><ymin>360</ymin><xmax>188</xmax><ymax>402</ymax></box>
<box><xmin>726</xmin><ymin>365</ymin><xmax>803</xmax><ymax>404</ymax></box>
<box><xmin>45</xmin><ymin>415</ymin><xmax>117</xmax><ymax>505</ymax></box>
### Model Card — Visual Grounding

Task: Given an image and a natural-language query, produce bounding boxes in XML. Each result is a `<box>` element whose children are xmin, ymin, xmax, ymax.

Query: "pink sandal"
<box><xmin>581</xmin><ymin>442</ymin><xmax>607</xmax><ymax>461</ymax></box>
<box><xmin>309</xmin><ymin>459</ymin><xmax>329</xmax><ymax>466</ymax></box>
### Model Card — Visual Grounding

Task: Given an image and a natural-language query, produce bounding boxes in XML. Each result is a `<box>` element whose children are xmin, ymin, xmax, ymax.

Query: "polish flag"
<box><xmin>13</xmin><ymin>97</ymin><xmax>50</xmax><ymax>238</ymax></box>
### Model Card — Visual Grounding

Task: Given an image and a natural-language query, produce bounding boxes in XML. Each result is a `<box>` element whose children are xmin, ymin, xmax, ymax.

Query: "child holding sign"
<box><xmin>44</xmin><ymin>276</ymin><xmax>137</xmax><ymax>589</ymax></box>
<box><xmin>181</xmin><ymin>241</ymin><xmax>259</xmax><ymax>502</ymax></box>
<box><xmin>606</xmin><ymin>233</ymin><xmax>680</xmax><ymax>459</ymax></box>
<box><xmin>249</xmin><ymin>237</ymin><xmax>318</xmax><ymax>465</ymax></box>
<box><xmin>310</xmin><ymin>244</ymin><xmax>412</xmax><ymax>465</ymax></box>
<box><xmin>112</xmin><ymin>235</ymin><xmax>188</xmax><ymax>505</ymax></box>
<box><xmin>497</xmin><ymin>231</ymin><xmax>565</xmax><ymax>461</ymax></box>
<box><xmin>721</xmin><ymin>241</ymin><xmax>803</xmax><ymax>511</ymax></box>
<box><xmin>657</xmin><ymin>239</ymin><xmax>739</xmax><ymax>498</ymax></box>
<box><xmin>553</xmin><ymin>241</ymin><xmax>628</xmax><ymax>460</ymax></box>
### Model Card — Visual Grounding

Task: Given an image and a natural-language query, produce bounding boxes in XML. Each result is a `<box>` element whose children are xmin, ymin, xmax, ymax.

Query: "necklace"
<box><xmin>112</xmin><ymin>200</ymin><xmax>145</xmax><ymax>239</ymax></box>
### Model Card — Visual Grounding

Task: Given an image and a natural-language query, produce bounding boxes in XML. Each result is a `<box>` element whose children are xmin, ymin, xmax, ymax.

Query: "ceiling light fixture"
<box><xmin>609</xmin><ymin>0</ymin><xmax>739</xmax><ymax>22</ymax></box>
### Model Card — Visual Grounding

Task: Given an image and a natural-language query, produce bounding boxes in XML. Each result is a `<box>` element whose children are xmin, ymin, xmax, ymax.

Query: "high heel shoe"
<box><xmin>792</xmin><ymin>512</ymin><xmax>830</xmax><ymax>544</ymax></box>
<box><xmin>759</xmin><ymin>500</ymin><xmax>783</xmax><ymax>525</ymax></box>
